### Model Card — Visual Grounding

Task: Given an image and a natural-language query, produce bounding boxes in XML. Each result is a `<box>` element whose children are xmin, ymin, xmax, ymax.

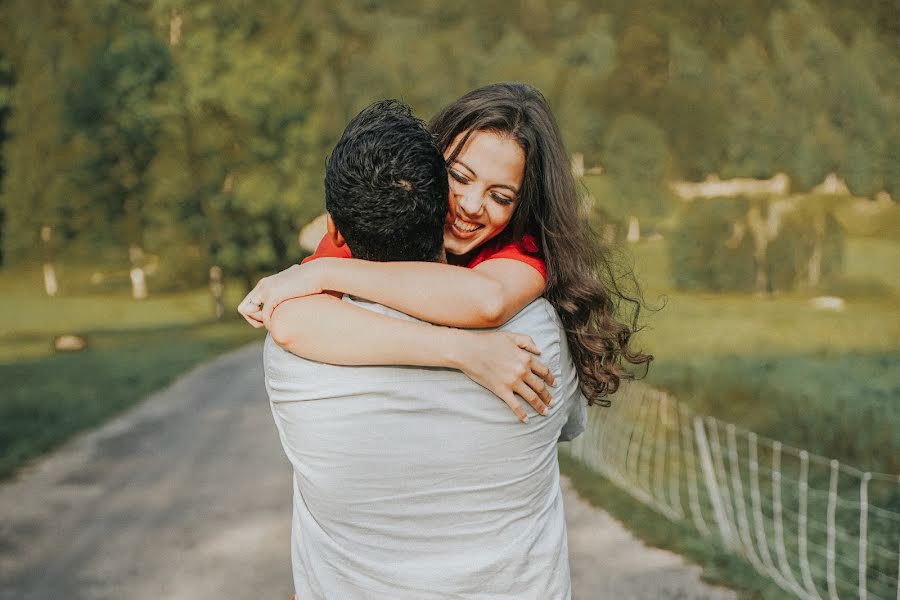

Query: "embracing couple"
<box><xmin>240</xmin><ymin>83</ymin><xmax>650</xmax><ymax>599</ymax></box>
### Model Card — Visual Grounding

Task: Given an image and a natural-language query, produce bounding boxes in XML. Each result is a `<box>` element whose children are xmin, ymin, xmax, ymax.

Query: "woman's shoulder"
<box><xmin>467</xmin><ymin>234</ymin><xmax>546</xmax><ymax>280</ymax></box>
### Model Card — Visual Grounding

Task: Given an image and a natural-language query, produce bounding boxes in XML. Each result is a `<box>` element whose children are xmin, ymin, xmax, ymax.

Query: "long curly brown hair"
<box><xmin>429</xmin><ymin>82</ymin><xmax>652</xmax><ymax>406</ymax></box>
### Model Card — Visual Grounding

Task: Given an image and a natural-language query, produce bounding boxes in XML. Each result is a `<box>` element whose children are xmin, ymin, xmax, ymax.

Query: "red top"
<box><xmin>303</xmin><ymin>233</ymin><xmax>547</xmax><ymax>280</ymax></box>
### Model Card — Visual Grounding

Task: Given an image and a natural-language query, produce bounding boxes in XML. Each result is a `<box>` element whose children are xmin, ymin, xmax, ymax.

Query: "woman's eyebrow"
<box><xmin>454</xmin><ymin>160</ymin><xmax>477</xmax><ymax>177</ymax></box>
<box><xmin>455</xmin><ymin>160</ymin><xmax>519</xmax><ymax>194</ymax></box>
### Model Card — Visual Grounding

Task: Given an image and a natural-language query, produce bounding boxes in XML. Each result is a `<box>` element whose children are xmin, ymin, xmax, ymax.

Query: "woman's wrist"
<box><xmin>307</xmin><ymin>257</ymin><xmax>341</xmax><ymax>293</ymax></box>
<box><xmin>318</xmin><ymin>257</ymin><xmax>361</xmax><ymax>295</ymax></box>
<box><xmin>440</xmin><ymin>328</ymin><xmax>473</xmax><ymax>371</ymax></box>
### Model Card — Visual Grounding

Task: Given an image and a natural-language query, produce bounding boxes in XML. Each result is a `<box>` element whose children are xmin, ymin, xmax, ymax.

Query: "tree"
<box><xmin>0</xmin><ymin>53</ymin><xmax>13</xmax><ymax>265</ymax></box>
<box><xmin>600</xmin><ymin>113</ymin><xmax>672</xmax><ymax>233</ymax></box>
<box><xmin>721</xmin><ymin>36</ymin><xmax>781</xmax><ymax>178</ymax></box>
<box><xmin>601</xmin><ymin>22</ymin><xmax>670</xmax><ymax>118</ymax></box>
<box><xmin>146</xmin><ymin>0</ymin><xmax>331</xmax><ymax>293</ymax></box>
<box><xmin>659</xmin><ymin>31</ymin><xmax>727</xmax><ymax>179</ymax></box>
<box><xmin>64</xmin><ymin>11</ymin><xmax>173</xmax><ymax>297</ymax></box>
<box><xmin>0</xmin><ymin>0</ymin><xmax>95</xmax><ymax>269</ymax></box>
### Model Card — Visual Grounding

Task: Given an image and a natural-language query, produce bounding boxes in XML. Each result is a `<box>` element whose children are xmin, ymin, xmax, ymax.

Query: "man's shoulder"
<box><xmin>502</xmin><ymin>298</ymin><xmax>561</xmax><ymax>328</ymax></box>
<box><xmin>499</xmin><ymin>299</ymin><xmax>563</xmax><ymax>346</ymax></box>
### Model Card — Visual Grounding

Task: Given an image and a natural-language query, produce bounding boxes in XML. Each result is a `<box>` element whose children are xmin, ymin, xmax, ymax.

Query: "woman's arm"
<box><xmin>268</xmin><ymin>294</ymin><xmax>555</xmax><ymax>423</ymax></box>
<box><xmin>247</xmin><ymin>257</ymin><xmax>545</xmax><ymax>329</ymax></box>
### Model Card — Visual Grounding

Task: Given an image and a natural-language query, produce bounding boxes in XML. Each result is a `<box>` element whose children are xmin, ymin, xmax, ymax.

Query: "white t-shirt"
<box><xmin>264</xmin><ymin>297</ymin><xmax>586</xmax><ymax>599</ymax></box>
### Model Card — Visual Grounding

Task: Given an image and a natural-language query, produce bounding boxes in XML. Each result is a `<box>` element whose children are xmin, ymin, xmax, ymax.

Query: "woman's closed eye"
<box><xmin>491</xmin><ymin>192</ymin><xmax>514</xmax><ymax>206</ymax></box>
<box><xmin>449</xmin><ymin>169</ymin><xmax>469</xmax><ymax>185</ymax></box>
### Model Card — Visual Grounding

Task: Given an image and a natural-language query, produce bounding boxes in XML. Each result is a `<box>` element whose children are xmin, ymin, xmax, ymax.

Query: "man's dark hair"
<box><xmin>325</xmin><ymin>100</ymin><xmax>448</xmax><ymax>262</ymax></box>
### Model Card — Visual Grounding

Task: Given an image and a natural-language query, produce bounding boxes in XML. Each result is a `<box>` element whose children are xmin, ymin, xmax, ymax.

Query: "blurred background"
<box><xmin>0</xmin><ymin>1</ymin><xmax>897</xmax><ymax>597</ymax></box>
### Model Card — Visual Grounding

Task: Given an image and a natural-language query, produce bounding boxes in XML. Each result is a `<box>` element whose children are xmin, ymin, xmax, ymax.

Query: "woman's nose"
<box><xmin>456</xmin><ymin>190</ymin><xmax>484</xmax><ymax>217</ymax></box>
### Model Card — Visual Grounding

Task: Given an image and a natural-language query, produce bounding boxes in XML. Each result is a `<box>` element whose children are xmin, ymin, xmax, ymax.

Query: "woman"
<box><xmin>240</xmin><ymin>82</ymin><xmax>651</xmax><ymax>419</ymax></box>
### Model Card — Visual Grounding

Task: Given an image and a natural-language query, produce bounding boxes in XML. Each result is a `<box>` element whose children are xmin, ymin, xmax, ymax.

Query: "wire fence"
<box><xmin>564</xmin><ymin>382</ymin><xmax>900</xmax><ymax>600</ymax></box>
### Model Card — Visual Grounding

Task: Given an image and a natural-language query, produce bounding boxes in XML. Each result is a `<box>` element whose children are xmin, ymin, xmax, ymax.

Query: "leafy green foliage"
<box><xmin>0</xmin><ymin>0</ymin><xmax>897</xmax><ymax>283</ymax></box>
<box><xmin>670</xmin><ymin>197</ymin><xmax>756</xmax><ymax>291</ymax></box>
<box><xmin>64</xmin><ymin>23</ymin><xmax>173</xmax><ymax>250</ymax></box>
<box><xmin>600</xmin><ymin>113</ymin><xmax>673</xmax><ymax>225</ymax></box>
<box><xmin>670</xmin><ymin>196</ymin><xmax>845</xmax><ymax>292</ymax></box>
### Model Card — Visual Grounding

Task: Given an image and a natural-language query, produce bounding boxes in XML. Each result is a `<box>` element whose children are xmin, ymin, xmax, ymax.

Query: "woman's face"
<box><xmin>442</xmin><ymin>130</ymin><xmax>525</xmax><ymax>257</ymax></box>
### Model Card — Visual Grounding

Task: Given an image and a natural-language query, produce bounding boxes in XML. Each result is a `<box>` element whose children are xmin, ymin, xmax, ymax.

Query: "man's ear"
<box><xmin>326</xmin><ymin>214</ymin><xmax>346</xmax><ymax>247</ymax></box>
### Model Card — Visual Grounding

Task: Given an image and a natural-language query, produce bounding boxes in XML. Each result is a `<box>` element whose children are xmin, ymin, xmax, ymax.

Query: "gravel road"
<box><xmin>0</xmin><ymin>343</ymin><xmax>735</xmax><ymax>599</ymax></box>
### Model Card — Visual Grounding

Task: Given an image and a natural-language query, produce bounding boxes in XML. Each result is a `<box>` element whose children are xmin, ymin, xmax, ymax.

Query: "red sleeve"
<box><xmin>301</xmin><ymin>233</ymin><xmax>352</xmax><ymax>264</ymax></box>
<box><xmin>466</xmin><ymin>234</ymin><xmax>547</xmax><ymax>281</ymax></box>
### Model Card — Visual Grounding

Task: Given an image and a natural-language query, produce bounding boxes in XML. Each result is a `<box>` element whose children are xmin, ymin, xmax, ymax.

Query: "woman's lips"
<box><xmin>451</xmin><ymin>217</ymin><xmax>484</xmax><ymax>239</ymax></box>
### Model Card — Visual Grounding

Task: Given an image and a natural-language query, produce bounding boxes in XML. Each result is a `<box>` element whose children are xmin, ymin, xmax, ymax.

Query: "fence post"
<box><xmin>772</xmin><ymin>441</ymin><xmax>806</xmax><ymax>596</ymax></box>
<box><xmin>694</xmin><ymin>416</ymin><xmax>735</xmax><ymax>547</ymax></box>
<box><xmin>826</xmin><ymin>459</ymin><xmax>839</xmax><ymax>600</ymax></box>
<box><xmin>627</xmin><ymin>395</ymin><xmax>649</xmax><ymax>487</ymax></box>
<box><xmin>682</xmin><ymin>404</ymin><xmax>710</xmax><ymax>536</ymax></box>
<box><xmin>860</xmin><ymin>472</ymin><xmax>871</xmax><ymax>600</ymax></box>
<box><xmin>727</xmin><ymin>424</ymin><xmax>765</xmax><ymax>571</ymax></box>
<box><xmin>749</xmin><ymin>432</ymin><xmax>783</xmax><ymax>585</ymax></box>
<box><xmin>798</xmin><ymin>450</ymin><xmax>822</xmax><ymax>599</ymax></box>
<box><xmin>653</xmin><ymin>392</ymin><xmax>668</xmax><ymax>511</ymax></box>
<box><xmin>666</xmin><ymin>395</ymin><xmax>685</xmax><ymax>519</ymax></box>
<box><xmin>708</xmin><ymin>418</ymin><xmax>737</xmax><ymax>535</ymax></box>
<box><xmin>640</xmin><ymin>393</ymin><xmax>658</xmax><ymax>496</ymax></box>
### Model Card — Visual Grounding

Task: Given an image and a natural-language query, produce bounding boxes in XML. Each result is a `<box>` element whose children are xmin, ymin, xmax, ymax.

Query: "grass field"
<box><xmin>619</xmin><ymin>237</ymin><xmax>900</xmax><ymax>472</ymax></box>
<box><xmin>0</xmin><ymin>263</ymin><xmax>263</xmax><ymax>479</ymax></box>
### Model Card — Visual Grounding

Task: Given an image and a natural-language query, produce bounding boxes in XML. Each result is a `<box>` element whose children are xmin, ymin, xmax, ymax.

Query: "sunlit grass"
<box><xmin>620</xmin><ymin>236</ymin><xmax>900</xmax><ymax>471</ymax></box>
<box><xmin>621</xmin><ymin>236</ymin><xmax>899</xmax><ymax>360</ymax></box>
<box><xmin>0</xmin><ymin>263</ymin><xmax>252</xmax><ymax>362</ymax></box>
<box><xmin>0</xmin><ymin>264</ymin><xmax>263</xmax><ymax>478</ymax></box>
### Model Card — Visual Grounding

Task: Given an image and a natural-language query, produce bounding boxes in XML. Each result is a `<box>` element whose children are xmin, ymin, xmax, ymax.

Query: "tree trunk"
<box><xmin>209</xmin><ymin>265</ymin><xmax>225</xmax><ymax>320</ymax></box>
<box><xmin>129</xmin><ymin>244</ymin><xmax>148</xmax><ymax>300</ymax></box>
<box><xmin>42</xmin><ymin>263</ymin><xmax>58</xmax><ymax>297</ymax></box>
<box><xmin>745</xmin><ymin>206</ymin><xmax>770</xmax><ymax>295</ymax></box>
<box><xmin>40</xmin><ymin>225</ymin><xmax>57</xmax><ymax>296</ymax></box>
<box><xmin>807</xmin><ymin>210</ymin><xmax>826</xmax><ymax>289</ymax></box>
<box><xmin>626</xmin><ymin>216</ymin><xmax>641</xmax><ymax>243</ymax></box>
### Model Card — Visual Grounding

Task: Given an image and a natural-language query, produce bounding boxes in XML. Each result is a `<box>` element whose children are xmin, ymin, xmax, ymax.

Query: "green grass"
<box><xmin>0</xmin><ymin>263</ymin><xmax>252</xmax><ymax>362</ymax></box>
<box><xmin>0</xmin><ymin>264</ymin><xmax>263</xmax><ymax>479</ymax></box>
<box><xmin>623</xmin><ymin>236</ymin><xmax>900</xmax><ymax>473</ymax></box>
<box><xmin>647</xmin><ymin>352</ymin><xmax>899</xmax><ymax>472</ymax></box>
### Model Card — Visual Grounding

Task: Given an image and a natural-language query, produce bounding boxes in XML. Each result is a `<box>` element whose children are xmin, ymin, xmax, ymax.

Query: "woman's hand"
<box><xmin>238</xmin><ymin>261</ymin><xmax>329</xmax><ymax>328</ymax></box>
<box><xmin>450</xmin><ymin>330</ymin><xmax>556</xmax><ymax>423</ymax></box>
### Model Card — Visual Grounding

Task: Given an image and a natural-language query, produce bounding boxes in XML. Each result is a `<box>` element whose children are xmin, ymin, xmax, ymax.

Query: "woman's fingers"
<box><xmin>514</xmin><ymin>382</ymin><xmax>549</xmax><ymax>417</ymax></box>
<box><xmin>238</xmin><ymin>278</ymin><xmax>269</xmax><ymax>323</ymax></box>
<box><xmin>514</xmin><ymin>334</ymin><xmax>540</xmax><ymax>355</ymax></box>
<box><xmin>500</xmin><ymin>391</ymin><xmax>529</xmax><ymax>424</ymax></box>
<box><xmin>524</xmin><ymin>371</ymin><xmax>554</xmax><ymax>408</ymax></box>
<box><xmin>261</xmin><ymin>300</ymin><xmax>277</xmax><ymax>329</ymax></box>
<box><xmin>238</xmin><ymin>297</ymin><xmax>265</xmax><ymax>327</ymax></box>
<box><xmin>529</xmin><ymin>356</ymin><xmax>555</xmax><ymax>387</ymax></box>
<box><xmin>242</xmin><ymin>311</ymin><xmax>265</xmax><ymax>328</ymax></box>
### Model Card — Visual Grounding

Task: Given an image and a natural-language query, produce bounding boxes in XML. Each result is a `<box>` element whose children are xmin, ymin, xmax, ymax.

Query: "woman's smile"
<box><xmin>451</xmin><ymin>216</ymin><xmax>484</xmax><ymax>236</ymax></box>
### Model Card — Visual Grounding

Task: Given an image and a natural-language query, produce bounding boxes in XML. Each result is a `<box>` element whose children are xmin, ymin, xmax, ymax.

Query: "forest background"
<box><xmin>0</xmin><ymin>1</ymin><xmax>898</xmax><ymax>595</ymax></box>
<box><xmin>1</xmin><ymin>0</ymin><xmax>897</xmax><ymax>285</ymax></box>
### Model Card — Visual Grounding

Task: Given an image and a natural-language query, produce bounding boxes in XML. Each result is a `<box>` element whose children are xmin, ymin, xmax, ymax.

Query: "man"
<box><xmin>264</xmin><ymin>100</ymin><xmax>586</xmax><ymax>599</ymax></box>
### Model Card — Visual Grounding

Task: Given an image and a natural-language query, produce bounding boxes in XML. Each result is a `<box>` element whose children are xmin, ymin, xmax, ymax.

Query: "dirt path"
<box><xmin>0</xmin><ymin>343</ymin><xmax>735</xmax><ymax>599</ymax></box>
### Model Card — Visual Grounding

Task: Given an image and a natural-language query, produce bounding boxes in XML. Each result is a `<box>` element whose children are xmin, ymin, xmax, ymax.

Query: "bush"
<box><xmin>670</xmin><ymin>195</ymin><xmax>845</xmax><ymax>292</ymax></box>
<box><xmin>669</xmin><ymin>197</ymin><xmax>755</xmax><ymax>291</ymax></box>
